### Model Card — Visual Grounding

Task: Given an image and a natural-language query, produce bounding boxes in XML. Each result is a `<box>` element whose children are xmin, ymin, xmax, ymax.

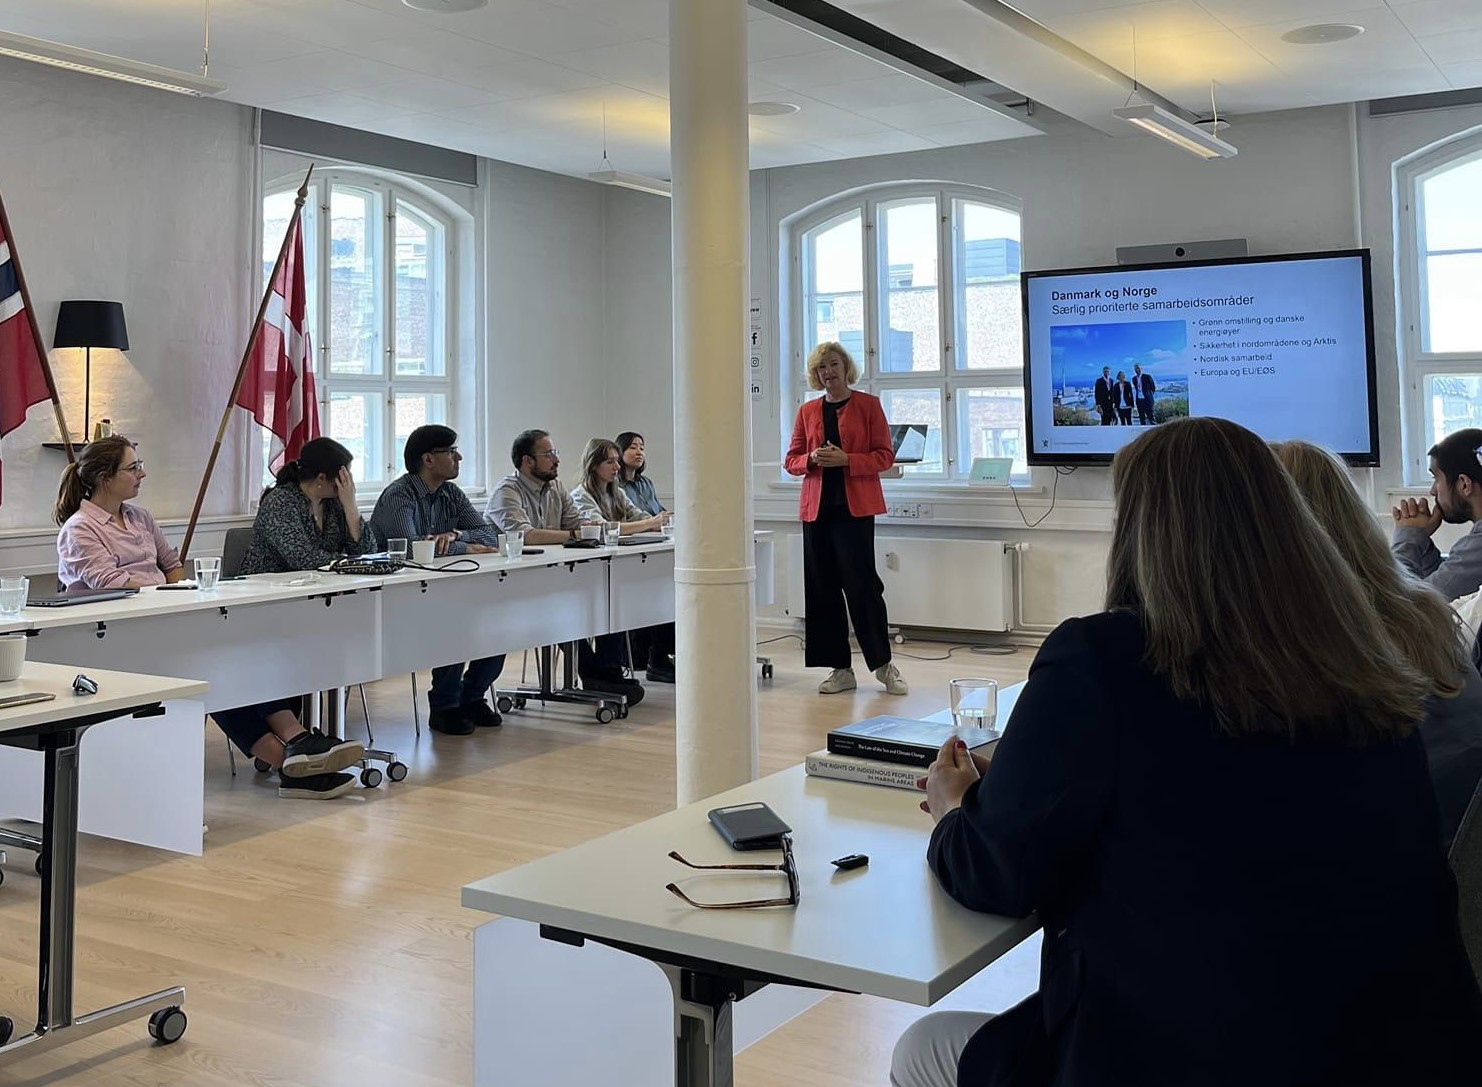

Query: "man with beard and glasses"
<box><xmin>486</xmin><ymin>429</ymin><xmax>643</xmax><ymax>706</ymax></box>
<box><xmin>1393</xmin><ymin>427</ymin><xmax>1482</xmax><ymax>601</ymax></box>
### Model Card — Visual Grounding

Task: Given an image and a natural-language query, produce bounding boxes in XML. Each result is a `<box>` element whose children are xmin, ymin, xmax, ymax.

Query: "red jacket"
<box><xmin>784</xmin><ymin>391</ymin><xmax>894</xmax><ymax>522</ymax></box>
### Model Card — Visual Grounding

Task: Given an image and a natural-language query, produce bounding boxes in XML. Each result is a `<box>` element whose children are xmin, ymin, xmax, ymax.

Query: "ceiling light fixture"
<box><xmin>402</xmin><ymin>0</ymin><xmax>489</xmax><ymax>11</ymax></box>
<box><xmin>0</xmin><ymin>29</ymin><xmax>226</xmax><ymax>97</ymax></box>
<box><xmin>1113</xmin><ymin>102</ymin><xmax>1237</xmax><ymax>159</ymax></box>
<box><xmin>1281</xmin><ymin>23</ymin><xmax>1364</xmax><ymax>45</ymax></box>
<box><xmin>586</xmin><ymin>101</ymin><xmax>671</xmax><ymax>198</ymax></box>
<box><xmin>748</xmin><ymin>101</ymin><xmax>801</xmax><ymax>116</ymax></box>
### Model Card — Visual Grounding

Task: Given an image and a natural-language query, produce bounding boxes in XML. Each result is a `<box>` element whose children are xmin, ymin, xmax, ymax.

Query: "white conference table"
<box><xmin>0</xmin><ymin>662</ymin><xmax>208</xmax><ymax>1067</ymax></box>
<box><xmin>0</xmin><ymin>534</ymin><xmax>775</xmax><ymax>854</ymax></box>
<box><xmin>462</xmin><ymin>741</ymin><xmax>1037</xmax><ymax>1084</ymax></box>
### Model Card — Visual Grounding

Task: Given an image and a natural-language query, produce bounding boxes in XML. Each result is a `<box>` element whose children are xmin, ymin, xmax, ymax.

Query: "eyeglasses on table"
<box><xmin>666</xmin><ymin>835</ymin><xmax>800</xmax><ymax>909</ymax></box>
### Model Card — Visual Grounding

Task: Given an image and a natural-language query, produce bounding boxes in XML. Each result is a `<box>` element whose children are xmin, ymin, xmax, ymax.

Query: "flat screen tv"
<box><xmin>1021</xmin><ymin>249</ymin><xmax>1379</xmax><ymax>467</ymax></box>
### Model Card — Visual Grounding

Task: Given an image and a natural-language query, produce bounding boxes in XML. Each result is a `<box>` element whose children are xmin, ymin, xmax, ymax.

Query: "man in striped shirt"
<box><xmin>372</xmin><ymin>425</ymin><xmax>504</xmax><ymax>735</ymax></box>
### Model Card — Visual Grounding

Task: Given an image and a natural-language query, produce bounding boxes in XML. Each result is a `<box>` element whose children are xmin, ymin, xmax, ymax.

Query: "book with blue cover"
<box><xmin>826</xmin><ymin>715</ymin><xmax>998</xmax><ymax>768</ymax></box>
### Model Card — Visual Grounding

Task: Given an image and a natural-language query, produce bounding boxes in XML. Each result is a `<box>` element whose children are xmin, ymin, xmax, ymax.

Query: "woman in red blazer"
<box><xmin>784</xmin><ymin>342</ymin><xmax>907</xmax><ymax>696</ymax></box>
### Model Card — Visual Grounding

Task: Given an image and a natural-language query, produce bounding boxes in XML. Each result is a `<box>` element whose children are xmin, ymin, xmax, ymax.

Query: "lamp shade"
<box><xmin>53</xmin><ymin>300</ymin><xmax>128</xmax><ymax>351</ymax></box>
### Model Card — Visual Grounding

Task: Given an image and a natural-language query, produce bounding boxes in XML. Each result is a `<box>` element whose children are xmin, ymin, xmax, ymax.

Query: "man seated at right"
<box><xmin>372</xmin><ymin>425</ymin><xmax>505</xmax><ymax>736</ymax></box>
<box><xmin>1392</xmin><ymin>427</ymin><xmax>1482</xmax><ymax>601</ymax></box>
<box><xmin>486</xmin><ymin>429</ymin><xmax>643</xmax><ymax>706</ymax></box>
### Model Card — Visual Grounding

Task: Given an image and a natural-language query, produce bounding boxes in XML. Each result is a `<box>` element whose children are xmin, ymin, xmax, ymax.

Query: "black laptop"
<box><xmin>890</xmin><ymin>423</ymin><xmax>929</xmax><ymax>464</ymax></box>
<box><xmin>28</xmin><ymin>585</ymin><xmax>138</xmax><ymax>608</ymax></box>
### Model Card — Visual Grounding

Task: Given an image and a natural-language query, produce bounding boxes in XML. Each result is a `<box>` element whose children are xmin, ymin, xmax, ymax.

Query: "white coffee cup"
<box><xmin>411</xmin><ymin>539</ymin><xmax>437</xmax><ymax>564</ymax></box>
<box><xmin>0</xmin><ymin>633</ymin><xmax>27</xmax><ymax>682</ymax></box>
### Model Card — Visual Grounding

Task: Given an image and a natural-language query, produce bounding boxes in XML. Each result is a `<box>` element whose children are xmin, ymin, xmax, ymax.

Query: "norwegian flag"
<box><xmin>0</xmin><ymin>210</ymin><xmax>56</xmax><ymax>498</ymax></box>
<box><xmin>237</xmin><ymin>214</ymin><xmax>318</xmax><ymax>471</ymax></box>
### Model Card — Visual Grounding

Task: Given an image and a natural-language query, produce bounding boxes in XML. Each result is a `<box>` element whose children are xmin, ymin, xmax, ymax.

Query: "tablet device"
<box><xmin>708</xmin><ymin>802</ymin><xmax>791</xmax><ymax>851</ymax></box>
<box><xmin>889</xmin><ymin>423</ymin><xmax>928</xmax><ymax>464</ymax></box>
<box><xmin>27</xmin><ymin>586</ymin><xmax>138</xmax><ymax>608</ymax></box>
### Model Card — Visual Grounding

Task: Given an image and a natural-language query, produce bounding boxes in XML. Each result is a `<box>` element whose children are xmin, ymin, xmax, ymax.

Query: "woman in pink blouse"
<box><xmin>54</xmin><ymin>435</ymin><xmax>185</xmax><ymax>590</ymax></box>
<box><xmin>52</xmin><ymin>436</ymin><xmax>365</xmax><ymax>799</ymax></box>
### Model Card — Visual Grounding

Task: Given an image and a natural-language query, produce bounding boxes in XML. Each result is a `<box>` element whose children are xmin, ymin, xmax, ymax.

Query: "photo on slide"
<box><xmin>1050</xmin><ymin>321</ymin><xmax>1190</xmax><ymax>427</ymax></box>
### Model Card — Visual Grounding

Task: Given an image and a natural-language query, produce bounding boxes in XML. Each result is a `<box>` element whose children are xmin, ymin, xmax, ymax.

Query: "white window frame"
<box><xmin>1396</xmin><ymin>130</ymin><xmax>1482</xmax><ymax>485</ymax></box>
<box><xmin>262</xmin><ymin>168</ymin><xmax>462</xmax><ymax>493</ymax></box>
<box><xmin>783</xmin><ymin>183</ymin><xmax>1027</xmax><ymax>485</ymax></box>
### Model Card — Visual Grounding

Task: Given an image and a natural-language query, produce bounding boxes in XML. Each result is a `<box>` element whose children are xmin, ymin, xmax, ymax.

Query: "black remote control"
<box><xmin>830</xmin><ymin>853</ymin><xmax>869</xmax><ymax>870</ymax></box>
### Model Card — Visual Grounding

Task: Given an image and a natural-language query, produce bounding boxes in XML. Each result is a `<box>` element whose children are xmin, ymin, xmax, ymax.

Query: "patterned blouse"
<box><xmin>238</xmin><ymin>483</ymin><xmax>381</xmax><ymax>574</ymax></box>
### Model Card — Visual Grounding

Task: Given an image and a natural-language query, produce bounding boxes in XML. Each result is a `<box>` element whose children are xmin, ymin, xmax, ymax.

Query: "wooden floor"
<box><xmin>0</xmin><ymin>638</ymin><xmax>1033</xmax><ymax>1087</ymax></box>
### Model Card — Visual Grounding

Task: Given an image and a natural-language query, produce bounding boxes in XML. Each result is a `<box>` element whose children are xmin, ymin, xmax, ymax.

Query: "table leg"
<box><xmin>664</xmin><ymin>965</ymin><xmax>736</xmax><ymax>1087</ymax></box>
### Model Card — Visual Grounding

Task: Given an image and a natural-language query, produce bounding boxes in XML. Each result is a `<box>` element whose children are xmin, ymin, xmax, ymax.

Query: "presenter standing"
<box><xmin>784</xmin><ymin>342</ymin><xmax>907</xmax><ymax>696</ymax></box>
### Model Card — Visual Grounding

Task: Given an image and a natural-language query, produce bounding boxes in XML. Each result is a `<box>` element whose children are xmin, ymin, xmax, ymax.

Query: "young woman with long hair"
<box><xmin>55</xmin><ymin>435</ymin><xmax>185</xmax><ymax>590</ymax></box>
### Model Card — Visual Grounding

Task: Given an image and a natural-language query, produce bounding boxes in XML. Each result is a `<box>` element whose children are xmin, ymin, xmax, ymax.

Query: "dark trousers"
<box><xmin>211</xmin><ymin>697</ymin><xmax>302</xmax><ymax>757</ymax></box>
<box><xmin>630</xmin><ymin>624</ymin><xmax>675</xmax><ymax>669</ymax></box>
<box><xmin>429</xmin><ymin>655</ymin><xmax>507</xmax><ymax>711</ymax></box>
<box><xmin>803</xmin><ymin>507</ymin><xmax>891</xmax><ymax>672</ymax></box>
<box><xmin>1116</xmin><ymin>406</ymin><xmax>1132</xmax><ymax>425</ymax></box>
<box><xmin>1098</xmin><ymin>404</ymin><xmax>1114</xmax><ymax>425</ymax></box>
<box><xmin>1136</xmin><ymin>398</ymin><xmax>1154</xmax><ymax>425</ymax></box>
<box><xmin>578</xmin><ymin>633</ymin><xmax>628</xmax><ymax>677</ymax></box>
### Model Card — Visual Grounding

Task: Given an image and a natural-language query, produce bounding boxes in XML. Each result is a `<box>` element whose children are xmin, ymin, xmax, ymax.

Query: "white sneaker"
<box><xmin>818</xmin><ymin>668</ymin><xmax>857</xmax><ymax>694</ymax></box>
<box><xmin>875</xmin><ymin>663</ymin><xmax>908</xmax><ymax>696</ymax></box>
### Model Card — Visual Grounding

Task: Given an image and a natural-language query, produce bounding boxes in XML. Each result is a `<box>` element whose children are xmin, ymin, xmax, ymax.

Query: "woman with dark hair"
<box><xmin>1274</xmin><ymin>439</ymin><xmax>1482</xmax><ymax>847</ymax></box>
<box><xmin>55</xmin><ymin>437</ymin><xmax>363</xmax><ymax>798</ymax></box>
<box><xmin>893</xmin><ymin>418</ymin><xmax>1482</xmax><ymax>1087</ymax></box>
<box><xmin>56</xmin><ymin>435</ymin><xmax>185</xmax><ymax>589</ymax></box>
<box><xmin>616</xmin><ymin>431</ymin><xmax>665</xmax><ymax>517</ymax></box>
<box><xmin>239</xmin><ymin>437</ymin><xmax>380</xmax><ymax>575</ymax></box>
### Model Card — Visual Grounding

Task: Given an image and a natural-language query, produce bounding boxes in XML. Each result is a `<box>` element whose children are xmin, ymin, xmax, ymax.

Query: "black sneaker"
<box><xmin>581</xmin><ymin>674</ymin><xmax>645</xmax><ymax>708</ymax></box>
<box><xmin>280</xmin><ymin>731</ymin><xmax>365</xmax><ymax>778</ymax></box>
<box><xmin>461</xmin><ymin>700</ymin><xmax>503</xmax><ymax>728</ymax></box>
<box><xmin>278</xmin><ymin>771</ymin><xmax>355</xmax><ymax>800</ymax></box>
<box><xmin>645</xmin><ymin>664</ymin><xmax>675</xmax><ymax>684</ymax></box>
<box><xmin>428</xmin><ymin>707</ymin><xmax>475</xmax><ymax>735</ymax></box>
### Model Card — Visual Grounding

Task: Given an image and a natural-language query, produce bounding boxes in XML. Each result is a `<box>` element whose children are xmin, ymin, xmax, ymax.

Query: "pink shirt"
<box><xmin>57</xmin><ymin>500</ymin><xmax>182</xmax><ymax>590</ymax></box>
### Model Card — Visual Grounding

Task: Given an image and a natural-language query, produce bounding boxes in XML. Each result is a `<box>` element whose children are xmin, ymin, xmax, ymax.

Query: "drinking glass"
<box><xmin>0</xmin><ymin>576</ymin><xmax>28</xmax><ymax>616</ymax></box>
<box><xmin>500</xmin><ymin>530</ymin><xmax>525</xmax><ymax>559</ymax></box>
<box><xmin>949</xmin><ymin>678</ymin><xmax>998</xmax><ymax>734</ymax></box>
<box><xmin>387</xmin><ymin>538</ymin><xmax>409</xmax><ymax>561</ymax></box>
<box><xmin>194</xmin><ymin>556</ymin><xmax>221</xmax><ymax>594</ymax></box>
<box><xmin>605</xmin><ymin>520</ymin><xmax>621</xmax><ymax>546</ymax></box>
<box><xmin>660</xmin><ymin>516</ymin><xmax>675</xmax><ymax>541</ymax></box>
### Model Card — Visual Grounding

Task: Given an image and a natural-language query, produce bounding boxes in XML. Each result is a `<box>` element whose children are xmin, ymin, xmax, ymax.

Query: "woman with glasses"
<box><xmin>572</xmin><ymin>438</ymin><xmax>674</xmax><ymax>681</ymax></box>
<box><xmin>896</xmin><ymin>418</ymin><xmax>1482</xmax><ymax>1087</ymax></box>
<box><xmin>53</xmin><ymin>436</ymin><xmax>364</xmax><ymax>799</ymax></box>
<box><xmin>55</xmin><ymin>436</ymin><xmax>185</xmax><ymax>590</ymax></box>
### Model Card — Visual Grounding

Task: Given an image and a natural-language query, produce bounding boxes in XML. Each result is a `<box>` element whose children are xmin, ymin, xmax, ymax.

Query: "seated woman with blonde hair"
<box><xmin>1274</xmin><ymin>438</ymin><xmax>1482</xmax><ymax>846</ymax></box>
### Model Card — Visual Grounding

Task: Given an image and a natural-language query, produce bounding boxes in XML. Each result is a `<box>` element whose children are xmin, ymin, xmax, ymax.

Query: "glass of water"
<box><xmin>949</xmin><ymin>678</ymin><xmax>998</xmax><ymax>734</ymax></box>
<box><xmin>500</xmin><ymin>529</ymin><xmax>525</xmax><ymax>559</ymax></box>
<box><xmin>604</xmin><ymin>520</ymin><xmax>621</xmax><ymax>546</ymax></box>
<box><xmin>660</xmin><ymin>515</ymin><xmax>674</xmax><ymax>541</ymax></box>
<box><xmin>194</xmin><ymin>556</ymin><xmax>221</xmax><ymax>594</ymax></box>
<box><xmin>387</xmin><ymin>538</ymin><xmax>409</xmax><ymax>561</ymax></box>
<box><xmin>0</xmin><ymin>576</ymin><xmax>28</xmax><ymax>615</ymax></box>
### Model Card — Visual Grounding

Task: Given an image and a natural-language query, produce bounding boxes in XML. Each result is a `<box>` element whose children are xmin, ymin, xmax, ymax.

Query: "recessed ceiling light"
<box><xmin>748</xmin><ymin>101</ymin><xmax>801</xmax><ymax>116</ymax></box>
<box><xmin>1281</xmin><ymin>23</ymin><xmax>1364</xmax><ymax>45</ymax></box>
<box><xmin>402</xmin><ymin>0</ymin><xmax>488</xmax><ymax>11</ymax></box>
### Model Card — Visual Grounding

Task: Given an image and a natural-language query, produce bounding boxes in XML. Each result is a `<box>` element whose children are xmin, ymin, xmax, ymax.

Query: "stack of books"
<box><xmin>806</xmin><ymin>715</ymin><xmax>1000</xmax><ymax>791</ymax></box>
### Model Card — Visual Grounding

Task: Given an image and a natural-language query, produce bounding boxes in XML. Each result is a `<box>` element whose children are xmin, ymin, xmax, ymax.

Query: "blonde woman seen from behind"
<box><xmin>1274</xmin><ymin>439</ymin><xmax>1482</xmax><ymax>847</ymax></box>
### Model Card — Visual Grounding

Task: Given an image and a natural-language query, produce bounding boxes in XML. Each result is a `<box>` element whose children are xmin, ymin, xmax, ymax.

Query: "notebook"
<box><xmin>890</xmin><ymin>423</ymin><xmax>929</xmax><ymax>464</ymax></box>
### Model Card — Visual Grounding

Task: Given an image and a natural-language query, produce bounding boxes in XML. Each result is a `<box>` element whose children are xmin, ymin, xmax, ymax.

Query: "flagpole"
<box><xmin>180</xmin><ymin>164</ymin><xmax>313</xmax><ymax>563</ymax></box>
<box><xmin>0</xmin><ymin>189</ymin><xmax>76</xmax><ymax>462</ymax></box>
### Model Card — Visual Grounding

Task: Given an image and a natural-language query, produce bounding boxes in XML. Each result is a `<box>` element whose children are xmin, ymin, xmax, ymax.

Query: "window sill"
<box><xmin>766</xmin><ymin>478</ymin><xmax>1047</xmax><ymax>498</ymax></box>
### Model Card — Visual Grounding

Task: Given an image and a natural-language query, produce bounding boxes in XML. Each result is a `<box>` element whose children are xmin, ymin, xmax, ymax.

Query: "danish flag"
<box><xmin>237</xmin><ymin>215</ymin><xmax>318</xmax><ymax>470</ymax></box>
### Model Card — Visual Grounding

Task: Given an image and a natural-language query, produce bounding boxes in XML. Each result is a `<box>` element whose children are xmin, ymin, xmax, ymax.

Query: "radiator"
<box><xmin>786</xmin><ymin>535</ymin><xmax>1014</xmax><ymax>633</ymax></box>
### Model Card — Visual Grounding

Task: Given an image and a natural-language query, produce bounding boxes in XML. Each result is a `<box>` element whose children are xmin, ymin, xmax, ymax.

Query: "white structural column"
<box><xmin>670</xmin><ymin>0</ymin><xmax>758</xmax><ymax>805</ymax></box>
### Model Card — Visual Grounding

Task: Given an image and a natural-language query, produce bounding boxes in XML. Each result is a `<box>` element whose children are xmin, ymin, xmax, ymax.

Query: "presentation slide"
<box><xmin>1023</xmin><ymin>253</ymin><xmax>1376</xmax><ymax>462</ymax></box>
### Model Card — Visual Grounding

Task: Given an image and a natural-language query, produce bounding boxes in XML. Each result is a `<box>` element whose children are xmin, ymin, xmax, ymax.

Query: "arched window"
<box><xmin>1397</xmin><ymin>132</ymin><xmax>1482</xmax><ymax>481</ymax></box>
<box><xmin>786</xmin><ymin>184</ymin><xmax>1025</xmax><ymax>482</ymax></box>
<box><xmin>262</xmin><ymin>170</ymin><xmax>462</xmax><ymax>489</ymax></box>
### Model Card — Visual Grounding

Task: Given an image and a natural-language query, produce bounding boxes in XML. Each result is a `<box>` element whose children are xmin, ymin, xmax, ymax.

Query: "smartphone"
<box><xmin>708</xmin><ymin>802</ymin><xmax>791</xmax><ymax>851</ymax></box>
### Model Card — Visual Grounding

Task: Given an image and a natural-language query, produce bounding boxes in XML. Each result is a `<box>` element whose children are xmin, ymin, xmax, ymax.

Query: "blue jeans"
<box><xmin>429</xmin><ymin>655</ymin><xmax>506</xmax><ymax>711</ymax></box>
<box><xmin>212</xmin><ymin>697</ymin><xmax>303</xmax><ymax>756</ymax></box>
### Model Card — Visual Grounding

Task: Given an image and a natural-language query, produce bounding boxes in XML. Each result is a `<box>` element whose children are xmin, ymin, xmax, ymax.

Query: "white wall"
<box><xmin>0</xmin><ymin>57</ymin><xmax>255</xmax><ymax>531</ymax></box>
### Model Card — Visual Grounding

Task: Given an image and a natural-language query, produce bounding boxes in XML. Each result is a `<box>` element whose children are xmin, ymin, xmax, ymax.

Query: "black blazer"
<box><xmin>1093</xmin><ymin>377</ymin><xmax>1113</xmax><ymax>408</ymax></box>
<box><xmin>931</xmin><ymin>611</ymin><xmax>1482</xmax><ymax>1087</ymax></box>
<box><xmin>1134</xmin><ymin>371</ymin><xmax>1156</xmax><ymax>398</ymax></box>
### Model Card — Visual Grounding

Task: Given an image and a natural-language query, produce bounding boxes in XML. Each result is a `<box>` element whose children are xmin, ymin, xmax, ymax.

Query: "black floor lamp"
<box><xmin>53</xmin><ymin>300</ymin><xmax>129</xmax><ymax>441</ymax></box>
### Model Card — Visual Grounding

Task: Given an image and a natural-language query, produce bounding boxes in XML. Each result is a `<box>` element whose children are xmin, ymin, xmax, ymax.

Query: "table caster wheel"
<box><xmin>34</xmin><ymin>855</ymin><xmax>43</xmax><ymax>876</ymax></box>
<box><xmin>386</xmin><ymin>761</ymin><xmax>409</xmax><ymax>783</ymax></box>
<box><xmin>360</xmin><ymin>767</ymin><xmax>384</xmax><ymax>789</ymax></box>
<box><xmin>762</xmin><ymin>664</ymin><xmax>774</xmax><ymax>679</ymax></box>
<box><xmin>0</xmin><ymin>1015</ymin><xmax>12</xmax><ymax>1046</ymax></box>
<box><xmin>0</xmin><ymin>867</ymin><xmax>5</xmax><ymax>887</ymax></box>
<box><xmin>496</xmin><ymin>696</ymin><xmax>514</xmax><ymax>714</ymax></box>
<box><xmin>595</xmin><ymin>706</ymin><xmax>615</xmax><ymax>725</ymax></box>
<box><xmin>515</xmin><ymin>696</ymin><xmax>528</xmax><ymax>710</ymax></box>
<box><xmin>253</xmin><ymin>758</ymin><xmax>272</xmax><ymax>774</ymax></box>
<box><xmin>148</xmin><ymin>1006</ymin><xmax>187</xmax><ymax>1045</ymax></box>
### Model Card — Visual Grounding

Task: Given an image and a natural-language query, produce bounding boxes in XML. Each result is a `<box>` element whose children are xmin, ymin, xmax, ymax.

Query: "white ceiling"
<box><xmin>4</xmin><ymin>0</ymin><xmax>1481</xmax><ymax>179</ymax></box>
<box><xmin>0</xmin><ymin>0</ymin><xmax>1038</xmax><ymax>179</ymax></box>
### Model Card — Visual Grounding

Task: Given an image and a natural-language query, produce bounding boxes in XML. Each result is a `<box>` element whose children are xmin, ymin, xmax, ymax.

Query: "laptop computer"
<box><xmin>28</xmin><ymin>585</ymin><xmax>139</xmax><ymax>608</ymax></box>
<box><xmin>890</xmin><ymin>423</ymin><xmax>929</xmax><ymax>464</ymax></box>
